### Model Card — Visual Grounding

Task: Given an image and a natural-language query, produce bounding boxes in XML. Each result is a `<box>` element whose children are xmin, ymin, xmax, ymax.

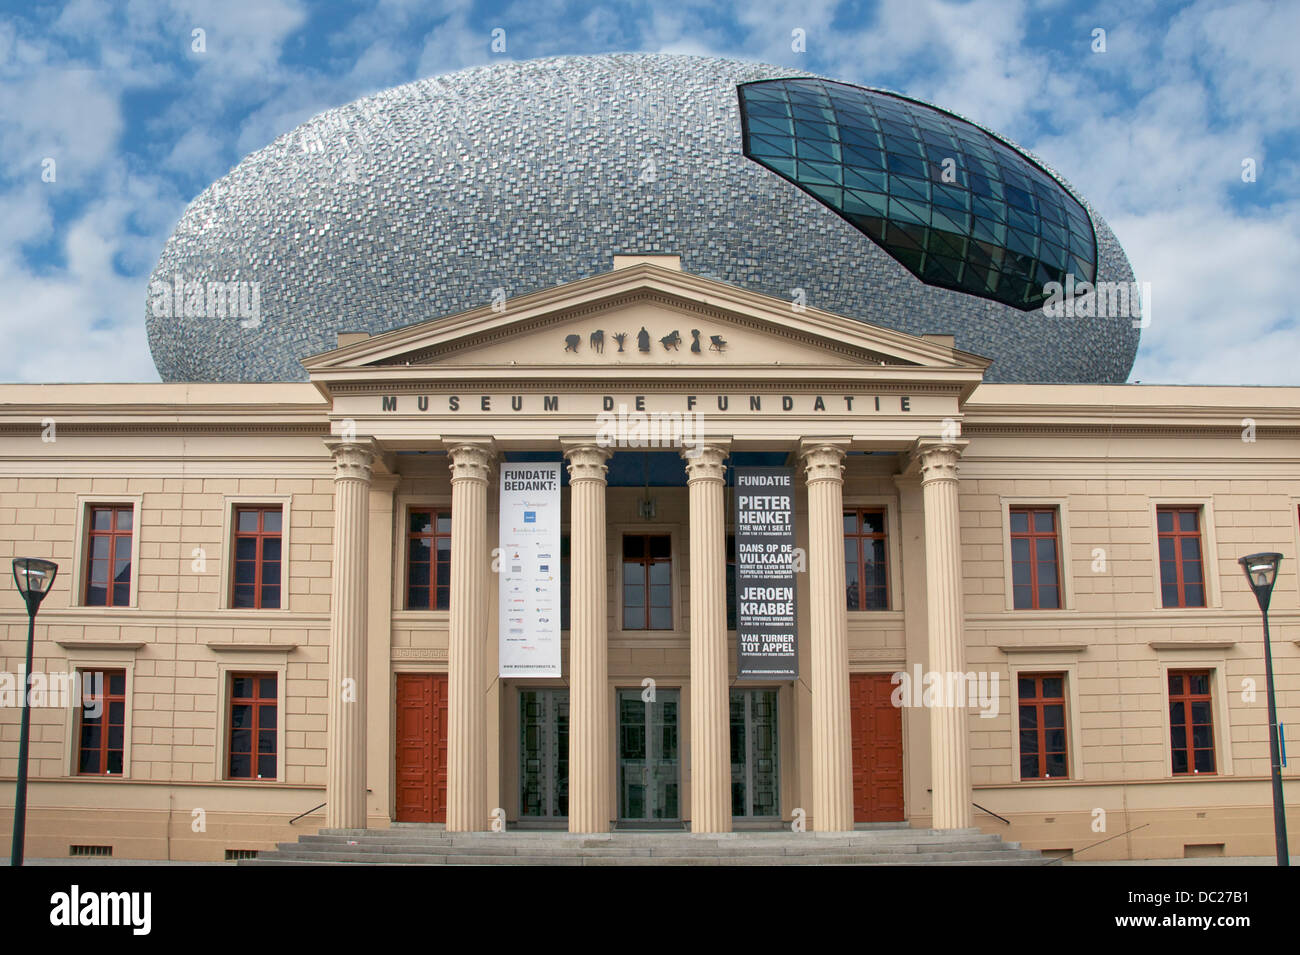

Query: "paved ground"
<box><xmin>1061</xmin><ymin>857</ymin><xmax>1274</xmax><ymax>866</ymax></box>
<box><xmin>19</xmin><ymin>855</ymin><xmax>1279</xmax><ymax>866</ymax></box>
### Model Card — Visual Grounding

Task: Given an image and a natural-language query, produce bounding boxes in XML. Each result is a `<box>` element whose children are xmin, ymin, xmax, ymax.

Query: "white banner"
<box><xmin>498</xmin><ymin>463</ymin><xmax>562</xmax><ymax>677</ymax></box>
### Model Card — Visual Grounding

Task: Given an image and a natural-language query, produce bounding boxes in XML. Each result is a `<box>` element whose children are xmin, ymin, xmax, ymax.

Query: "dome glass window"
<box><xmin>738</xmin><ymin>78</ymin><xmax>1097</xmax><ymax>310</ymax></box>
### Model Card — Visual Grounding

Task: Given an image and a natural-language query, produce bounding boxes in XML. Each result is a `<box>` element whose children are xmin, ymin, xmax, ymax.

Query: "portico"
<box><xmin>305</xmin><ymin>258</ymin><xmax>988</xmax><ymax>835</ymax></box>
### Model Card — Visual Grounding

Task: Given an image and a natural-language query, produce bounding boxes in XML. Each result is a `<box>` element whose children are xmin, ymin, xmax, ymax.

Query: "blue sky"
<box><xmin>1</xmin><ymin>0</ymin><xmax>1297</xmax><ymax>383</ymax></box>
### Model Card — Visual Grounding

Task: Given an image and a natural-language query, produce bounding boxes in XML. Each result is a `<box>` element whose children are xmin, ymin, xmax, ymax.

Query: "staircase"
<box><xmin>242</xmin><ymin>823</ymin><xmax>1042</xmax><ymax>865</ymax></box>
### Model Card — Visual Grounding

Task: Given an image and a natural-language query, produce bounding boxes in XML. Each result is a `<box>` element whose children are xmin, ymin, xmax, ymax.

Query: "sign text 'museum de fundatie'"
<box><xmin>375</xmin><ymin>393</ymin><xmax>920</xmax><ymax>413</ymax></box>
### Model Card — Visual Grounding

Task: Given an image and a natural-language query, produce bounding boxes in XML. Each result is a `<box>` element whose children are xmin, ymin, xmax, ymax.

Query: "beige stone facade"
<box><xmin>1</xmin><ymin>260</ymin><xmax>1296</xmax><ymax>861</ymax></box>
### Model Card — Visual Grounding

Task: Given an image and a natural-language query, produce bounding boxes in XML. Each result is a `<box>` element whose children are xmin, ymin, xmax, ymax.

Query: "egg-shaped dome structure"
<box><xmin>146</xmin><ymin>53</ymin><xmax>1140</xmax><ymax>383</ymax></box>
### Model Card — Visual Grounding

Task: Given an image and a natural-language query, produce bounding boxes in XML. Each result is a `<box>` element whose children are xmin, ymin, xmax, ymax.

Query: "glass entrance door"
<box><xmin>520</xmin><ymin>689</ymin><xmax>568</xmax><ymax>819</ymax></box>
<box><xmin>617</xmin><ymin>688</ymin><xmax>680</xmax><ymax>822</ymax></box>
<box><xmin>731</xmin><ymin>688</ymin><xmax>780</xmax><ymax>818</ymax></box>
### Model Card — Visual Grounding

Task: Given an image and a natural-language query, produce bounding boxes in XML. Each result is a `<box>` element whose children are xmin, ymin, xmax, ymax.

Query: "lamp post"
<box><xmin>1238</xmin><ymin>552</ymin><xmax>1289</xmax><ymax>867</ymax></box>
<box><xmin>10</xmin><ymin>557</ymin><xmax>57</xmax><ymax>867</ymax></box>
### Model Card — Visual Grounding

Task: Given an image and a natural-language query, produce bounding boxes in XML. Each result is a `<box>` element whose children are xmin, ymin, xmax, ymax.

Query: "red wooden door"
<box><xmin>394</xmin><ymin>674</ymin><xmax>447</xmax><ymax>823</ymax></box>
<box><xmin>849</xmin><ymin>673</ymin><xmax>904</xmax><ymax>822</ymax></box>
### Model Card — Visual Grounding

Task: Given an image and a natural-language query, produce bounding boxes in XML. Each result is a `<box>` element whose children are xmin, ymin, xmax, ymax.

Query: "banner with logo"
<box><xmin>734</xmin><ymin>466</ymin><xmax>798</xmax><ymax>680</ymax></box>
<box><xmin>498</xmin><ymin>463</ymin><xmax>562</xmax><ymax>677</ymax></box>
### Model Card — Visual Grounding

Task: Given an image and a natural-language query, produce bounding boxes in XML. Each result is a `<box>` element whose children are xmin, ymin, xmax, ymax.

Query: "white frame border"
<box><xmin>1006</xmin><ymin>661</ymin><xmax>1085</xmax><ymax>781</ymax></box>
<box><xmin>999</xmin><ymin>497</ymin><xmax>1074</xmax><ymax>612</ymax></box>
<box><xmin>842</xmin><ymin>496</ymin><xmax>904</xmax><ymax>614</ymax></box>
<box><xmin>213</xmin><ymin>657</ymin><xmax>289</xmax><ymax>783</ymax></box>
<box><xmin>613</xmin><ymin>522</ymin><xmax>683</xmax><ymax>638</ymax></box>
<box><xmin>61</xmin><ymin>651</ymin><xmax>137</xmax><ymax>778</ymax></box>
<box><xmin>1148</xmin><ymin>497</ymin><xmax>1222</xmax><ymax>610</ymax></box>
<box><xmin>218</xmin><ymin>494</ymin><xmax>293</xmax><ymax>612</ymax></box>
<box><xmin>1158</xmin><ymin>659</ymin><xmax>1233</xmax><ymax>778</ymax></box>
<box><xmin>69</xmin><ymin>495</ymin><xmax>143</xmax><ymax>609</ymax></box>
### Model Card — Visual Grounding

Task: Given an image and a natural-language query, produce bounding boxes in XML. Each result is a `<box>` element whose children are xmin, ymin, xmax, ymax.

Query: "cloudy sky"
<box><xmin>2</xmin><ymin>0</ymin><xmax>1296</xmax><ymax>384</ymax></box>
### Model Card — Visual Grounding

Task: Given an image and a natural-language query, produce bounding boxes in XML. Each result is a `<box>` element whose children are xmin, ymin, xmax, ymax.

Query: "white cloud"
<box><xmin>415</xmin><ymin>11</ymin><xmax>494</xmax><ymax>78</ymax></box>
<box><xmin>1</xmin><ymin>0</ymin><xmax>1296</xmax><ymax>386</ymax></box>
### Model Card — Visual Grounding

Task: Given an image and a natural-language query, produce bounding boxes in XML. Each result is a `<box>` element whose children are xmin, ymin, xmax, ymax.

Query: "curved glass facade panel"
<box><xmin>738</xmin><ymin>78</ymin><xmax>1097</xmax><ymax>311</ymax></box>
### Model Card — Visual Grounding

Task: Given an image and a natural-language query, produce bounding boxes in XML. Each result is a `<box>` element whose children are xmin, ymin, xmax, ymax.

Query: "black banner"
<box><xmin>734</xmin><ymin>466</ymin><xmax>798</xmax><ymax>679</ymax></box>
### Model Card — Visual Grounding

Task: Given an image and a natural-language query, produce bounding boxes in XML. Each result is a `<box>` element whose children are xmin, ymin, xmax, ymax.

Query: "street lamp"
<box><xmin>1238</xmin><ymin>552</ymin><xmax>1289</xmax><ymax>867</ymax></box>
<box><xmin>10</xmin><ymin>557</ymin><xmax>57</xmax><ymax>867</ymax></box>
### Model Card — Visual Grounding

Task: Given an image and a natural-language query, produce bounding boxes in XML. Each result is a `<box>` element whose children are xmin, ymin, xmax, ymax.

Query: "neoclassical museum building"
<box><xmin>1</xmin><ymin>55</ymin><xmax>1295</xmax><ymax>861</ymax></box>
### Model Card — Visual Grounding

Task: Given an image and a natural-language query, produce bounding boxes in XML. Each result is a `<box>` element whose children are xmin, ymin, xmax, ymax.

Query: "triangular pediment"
<box><xmin>303</xmin><ymin>263</ymin><xmax>989</xmax><ymax>381</ymax></box>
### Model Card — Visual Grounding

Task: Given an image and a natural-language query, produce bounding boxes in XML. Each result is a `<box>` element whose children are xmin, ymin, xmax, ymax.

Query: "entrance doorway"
<box><xmin>394</xmin><ymin>673</ymin><xmax>447</xmax><ymax>823</ymax></box>
<box><xmin>617</xmin><ymin>688</ymin><xmax>680</xmax><ymax>823</ymax></box>
<box><xmin>730</xmin><ymin>688</ymin><xmax>779</xmax><ymax>818</ymax></box>
<box><xmin>520</xmin><ymin>688</ymin><xmax>568</xmax><ymax>819</ymax></box>
<box><xmin>849</xmin><ymin>673</ymin><xmax>904</xmax><ymax>822</ymax></box>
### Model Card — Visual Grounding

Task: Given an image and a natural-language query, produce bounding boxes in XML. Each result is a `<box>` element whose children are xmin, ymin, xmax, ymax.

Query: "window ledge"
<box><xmin>55</xmin><ymin>640</ymin><xmax>146</xmax><ymax>651</ymax></box>
<box><xmin>205</xmin><ymin>642</ymin><xmax>299</xmax><ymax>653</ymax></box>
<box><xmin>1149</xmin><ymin>640</ymin><xmax>1236</xmax><ymax>650</ymax></box>
<box><xmin>997</xmin><ymin>644</ymin><xmax>1087</xmax><ymax>654</ymax></box>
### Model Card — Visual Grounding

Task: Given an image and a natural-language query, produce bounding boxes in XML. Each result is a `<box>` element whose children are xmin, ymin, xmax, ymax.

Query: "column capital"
<box><xmin>444</xmin><ymin>440</ymin><xmax>495</xmax><ymax>483</ymax></box>
<box><xmin>799</xmin><ymin>438</ymin><xmax>850</xmax><ymax>485</ymax></box>
<box><xmin>908</xmin><ymin>438</ymin><xmax>970</xmax><ymax>485</ymax></box>
<box><xmin>682</xmin><ymin>439</ymin><xmax>730</xmax><ymax>483</ymax></box>
<box><xmin>562</xmin><ymin>442</ymin><xmax>612</xmax><ymax>482</ymax></box>
<box><xmin>324</xmin><ymin>437</ymin><xmax>378</xmax><ymax>482</ymax></box>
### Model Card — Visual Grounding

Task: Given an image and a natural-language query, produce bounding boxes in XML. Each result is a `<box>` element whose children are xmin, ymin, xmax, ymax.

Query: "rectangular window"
<box><xmin>1157</xmin><ymin>507</ymin><xmax>1206</xmax><ymax>608</ymax></box>
<box><xmin>407</xmin><ymin>508</ymin><xmax>451</xmax><ymax>610</ymax></box>
<box><xmin>1010</xmin><ymin>507</ymin><xmax>1060</xmax><ymax>609</ymax></box>
<box><xmin>622</xmin><ymin>535</ymin><xmax>672</xmax><ymax>630</ymax></box>
<box><xmin>231</xmin><ymin>506</ymin><xmax>282</xmax><ymax>609</ymax></box>
<box><xmin>1169</xmin><ymin>670</ymin><xmax>1215</xmax><ymax>775</ymax></box>
<box><xmin>77</xmin><ymin>669</ymin><xmax>126</xmax><ymax>775</ymax></box>
<box><xmin>1018</xmin><ymin>673</ymin><xmax>1068</xmax><ymax>779</ymax></box>
<box><xmin>227</xmin><ymin>673</ymin><xmax>277</xmax><ymax>780</ymax></box>
<box><xmin>844</xmin><ymin>510</ymin><xmax>889</xmax><ymax>610</ymax></box>
<box><xmin>84</xmin><ymin>505</ymin><xmax>133</xmax><ymax>606</ymax></box>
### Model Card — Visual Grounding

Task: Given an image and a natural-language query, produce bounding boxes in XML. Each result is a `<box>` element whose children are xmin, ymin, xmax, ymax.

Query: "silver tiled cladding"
<box><xmin>146</xmin><ymin>53</ymin><xmax>1140</xmax><ymax>383</ymax></box>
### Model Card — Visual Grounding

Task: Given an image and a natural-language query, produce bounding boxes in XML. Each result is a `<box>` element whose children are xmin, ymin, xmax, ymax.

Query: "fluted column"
<box><xmin>684</xmin><ymin>441</ymin><xmax>731</xmax><ymax>833</ymax></box>
<box><xmin>800</xmin><ymin>440</ymin><xmax>854</xmax><ymax>831</ymax></box>
<box><xmin>916</xmin><ymin>439</ymin><xmax>973</xmax><ymax>830</ymax></box>
<box><xmin>564</xmin><ymin>444</ymin><xmax>612</xmax><ymax>833</ymax></box>
<box><xmin>446</xmin><ymin>441</ymin><xmax>494</xmax><ymax>832</ymax></box>
<box><xmin>324</xmin><ymin>438</ymin><xmax>376</xmax><ymax>829</ymax></box>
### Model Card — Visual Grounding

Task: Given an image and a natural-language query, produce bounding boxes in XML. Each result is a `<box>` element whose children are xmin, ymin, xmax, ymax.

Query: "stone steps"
<box><xmin>279</xmin><ymin>841</ymin><xmax>1015</xmax><ymax>858</ymax></box>
<box><xmin>243</xmin><ymin>825</ymin><xmax>1041</xmax><ymax>866</ymax></box>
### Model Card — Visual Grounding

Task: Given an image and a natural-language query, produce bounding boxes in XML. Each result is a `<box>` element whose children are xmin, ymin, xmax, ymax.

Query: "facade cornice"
<box><xmin>313</xmin><ymin>369</ymin><xmax>980</xmax><ymax>395</ymax></box>
<box><xmin>0</xmin><ymin>422</ymin><xmax>330</xmax><ymax>436</ymax></box>
<box><xmin>962</xmin><ymin>422</ymin><xmax>1300</xmax><ymax>438</ymax></box>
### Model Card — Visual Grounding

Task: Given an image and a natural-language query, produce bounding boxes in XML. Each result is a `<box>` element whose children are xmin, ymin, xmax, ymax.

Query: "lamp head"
<box><xmin>12</xmin><ymin>557</ymin><xmax>58</xmax><ymax>604</ymax></box>
<box><xmin>1238</xmin><ymin>552</ymin><xmax>1283</xmax><ymax>611</ymax></box>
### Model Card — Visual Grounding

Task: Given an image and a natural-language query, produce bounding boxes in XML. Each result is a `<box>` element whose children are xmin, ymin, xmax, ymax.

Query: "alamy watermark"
<box><xmin>595</xmin><ymin>403</ymin><xmax>705</xmax><ymax>457</ymax></box>
<box><xmin>0</xmin><ymin>669</ymin><xmax>104</xmax><ymax>717</ymax></box>
<box><xmin>149</xmin><ymin>273</ymin><xmax>261</xmax><ymax>328</ymax></box>
<box><xmin>891</xmin><ymin>665</ymin><xmax>1000</xmax><ymax>718</ymax></box>
<box><xmin>1042</xmin><ymin>274</ymin><xmax>1150</xmax><ymax>328</ymax></box>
